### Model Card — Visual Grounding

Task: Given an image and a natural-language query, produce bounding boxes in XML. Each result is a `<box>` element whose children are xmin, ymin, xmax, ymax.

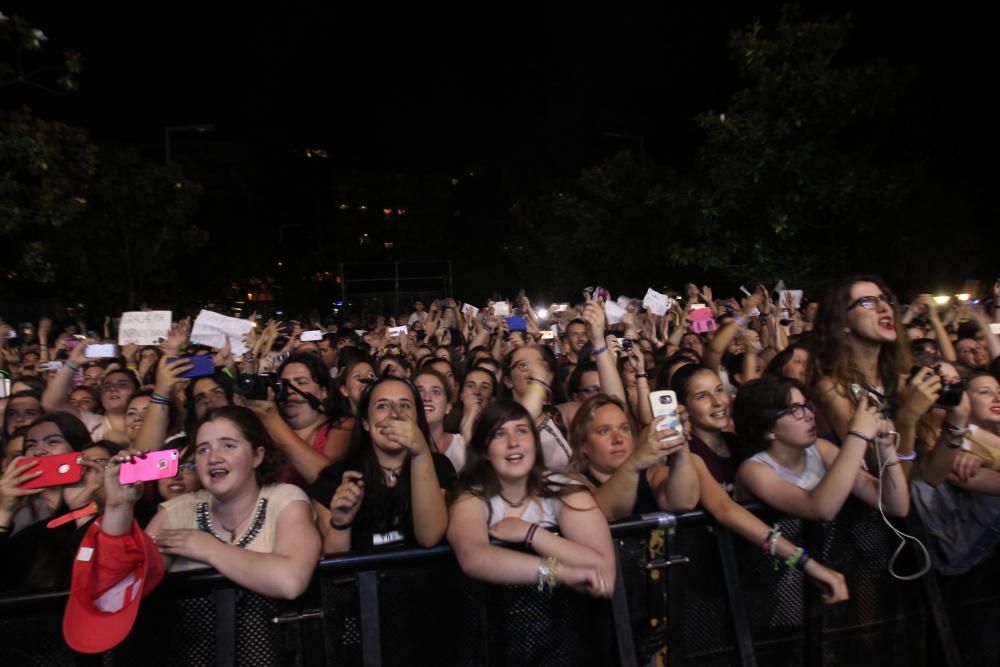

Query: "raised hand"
<box><xmin>329</xmin><ymin>470</ymin><xmax>365</xmax><ymax>527</ymax></box>
<box><xmin>0</xmin><ymin>458</ymin><xmax>44</xmax><ymax>512</ymax></box>
<box><xmin>376</xmin><ymin>415</ymin><xmax>431</xmax><ymax>457</ymax></box>
<box><xmin>630</xmin><ymin>416</ymin><xmax>686</xmax><ymax>470</ymax></box>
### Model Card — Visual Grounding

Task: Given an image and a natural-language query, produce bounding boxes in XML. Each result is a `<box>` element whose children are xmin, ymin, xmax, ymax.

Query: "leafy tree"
<box><xmin>694</xmin><ymin>7</ymin><xmax>908</xmax><ymax>285</ymax></box>
<box><xmin>44</xmin><ymin>148</ymin><xmax>206</xmax><ymax>310</ymax></box>
<box><xmin>513</xmin><ymin>7</ymin><xmax>914</xmax><ymax>293</ymax></box>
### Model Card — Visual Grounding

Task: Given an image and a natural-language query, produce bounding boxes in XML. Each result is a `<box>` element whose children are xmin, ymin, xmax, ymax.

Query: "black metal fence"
<box><xmin>2</xmin><ymin>499</ymin><xmax>999</xmax><ymax>666</ymax></box>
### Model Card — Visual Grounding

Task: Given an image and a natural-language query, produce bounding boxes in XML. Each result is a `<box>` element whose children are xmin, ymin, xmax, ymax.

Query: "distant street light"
<box><xmin>164</xmin><ymin>123</ymin><xmax>215</xmax><ymax>164</ymax></box>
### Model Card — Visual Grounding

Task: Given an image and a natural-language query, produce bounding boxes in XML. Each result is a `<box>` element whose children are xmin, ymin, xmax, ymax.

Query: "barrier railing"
<box><xmin>2</xmin><ymin>499</ymin><xmax>999</xmax><ymax>666</ymax></box>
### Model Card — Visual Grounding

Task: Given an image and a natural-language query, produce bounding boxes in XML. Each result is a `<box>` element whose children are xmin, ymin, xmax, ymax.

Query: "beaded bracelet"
<box><xmin>546</xmin><ymin>556</ymin><xmax>559</xmax><ymax>589</ymax></box>
<box><xmin>537</xmin><ymin>558</ymin><xmax>550</xmax><ymax>592</ymax></box>
<box><xmin>785</xmin><ymin>547</ymin><xmax>809</xmax><ymax>571</ymax></box>
<box><xmin>768</xmin><ymin>525</ymin><xmax>781</xmax><ymax>557</ymax></box>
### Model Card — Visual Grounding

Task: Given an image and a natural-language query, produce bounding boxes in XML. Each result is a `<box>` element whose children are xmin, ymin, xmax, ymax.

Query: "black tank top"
<box><xmin>584</xmin><ymin>467</ymin><xmax>659</xmax><ymax>516</ymax></box>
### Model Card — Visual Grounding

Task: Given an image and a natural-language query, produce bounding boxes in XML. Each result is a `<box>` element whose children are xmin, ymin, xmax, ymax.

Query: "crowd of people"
<box><xmin>3</xmin><ymin>275</ymin><xmax>1000</xmax><ymax>638</ymax></box>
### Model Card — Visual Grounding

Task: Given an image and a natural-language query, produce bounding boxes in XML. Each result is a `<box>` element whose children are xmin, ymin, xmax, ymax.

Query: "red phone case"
<box><xmin>16</xmin><ymin>452</ymin><xmax>85</xmax><ymax>489</ymax></box>
<box><xmin>119</xmin><ymin>449</ymin><xmax>180</xmax><ymax>485</ymax></box>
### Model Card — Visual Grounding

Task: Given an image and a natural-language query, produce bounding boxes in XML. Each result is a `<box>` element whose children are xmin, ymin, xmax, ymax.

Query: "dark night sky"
<box><xmin>13</xmin><ymin>3</ymin><xmax>998</xmax><ymax>179</ymax></box>
<box><xmin>6</xmin><ymin>2</ymin><xmax>1000</xmax><ymax>310</ymax></box>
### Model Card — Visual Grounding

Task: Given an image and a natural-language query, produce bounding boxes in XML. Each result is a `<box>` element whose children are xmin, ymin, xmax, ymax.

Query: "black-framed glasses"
<box><xmin>847</xmin><ymin>294</ymin><xmax>896</xmax><ymax>311</ymax></box>
<box><xmin>776</xmin><ymin>401</ymin><xmax>815</xmax><ymax>420</ymax></box>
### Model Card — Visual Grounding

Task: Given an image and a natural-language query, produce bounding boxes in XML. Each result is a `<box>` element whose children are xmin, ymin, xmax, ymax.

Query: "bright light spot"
<box><xmin>175</xmin><ymin>181</ymin><xmax>183</xmax><ymax>189</ymax></box>
<box><xmin>537</xmin><ymin>308</ymin><xmax>548</xmax><ymax>319</ymax></box>
<box><xmin>933</xmin><ymin>295</ymin><xmax>950</xmax><ymax>305</ymax></box>
<box><xmin>247</xmin><ymin>292</ymin><xmax>253</xmax><ymax>301</ymax></box>
<box><xmin>338</xmin><ymin>203</ymin><xmax>349</xmax><ymax>210</ymax></box>
<box><xmin>397</xmin><ymin>208</ymin><xmax>406</xmax><ymax>216</ymax></box>
<box><xmin>955</xmin><ymin>293</ymin><xmax>971</xmax><ymax>302</ymax></box>
<box><xmin>383</xmin><ymin>208</ymin><xmax>393</xmax><ymax>216</ymax></box>
<box><xmin>384</xmin><ymin>242</ymin><xmax>394</xmax><ymax>249</ymax></box>
<box><xmin>277</xmin><ymin>262</ymin><xmax>283</xmax><ymax>267</ymax></box>
<box><xmin>359</xmin><ymin>204</ymin><xmax>368</xmax><ymax>211</ymax></box>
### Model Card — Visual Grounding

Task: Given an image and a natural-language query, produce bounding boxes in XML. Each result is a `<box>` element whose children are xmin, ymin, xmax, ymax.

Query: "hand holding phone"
<box><xmin>85</xmin><ymin>344</ymin><xmax>118</xmax><ymax>358</ymax></box>
<box><xmin>119</xmin><ymin>449</ymin><xmax>180</xmax><ymax>485</ymax></box>
<box><xmin>166</xmin><ymin>355</ymin><xmax>215</xmax><ymax>379</ymax></box>
<box><xmin>648</xmin><ymin>390</ymin><xmax>684</xmax><ymax>437</ymax></box>
<box><xmin>16</xmin><ymin>452</ymin><xmax>84</xmax><ymax>489</ymax></box>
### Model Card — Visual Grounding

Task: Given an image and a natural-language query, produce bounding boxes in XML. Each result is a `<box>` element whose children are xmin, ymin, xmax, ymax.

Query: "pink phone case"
<box><xmin>119</xmin><ymin>449</ymin><xmax>180</xmax><ymax>485</ymax></box>
<box><xmin>690</xmin><ymin>308</ymin><xmax>718</xmax><ymax>334</ymax></box>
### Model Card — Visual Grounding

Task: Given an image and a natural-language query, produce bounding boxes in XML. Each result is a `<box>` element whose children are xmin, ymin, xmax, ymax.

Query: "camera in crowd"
<box><xmin>909</xmin><ymin>365</ymin><xmax>964</xmax><ymax>408</ymax></box>
<box><xmin>234</xmin><ymin>373</ymin><xmax>288</xmax><ymax>402</ymax></box>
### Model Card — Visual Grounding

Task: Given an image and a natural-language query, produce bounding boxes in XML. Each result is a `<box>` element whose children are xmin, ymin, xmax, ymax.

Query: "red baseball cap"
<box><xmin>63</xmin><ymin>519</ymin><xmax>165</xmax><ymax>654</ymax></box>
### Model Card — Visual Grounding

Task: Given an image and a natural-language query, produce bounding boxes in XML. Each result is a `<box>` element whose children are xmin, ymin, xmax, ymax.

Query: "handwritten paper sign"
<box><xmin>118</xmin><ymin>311</ymin><xmax>172</xmax><ymax>346</ymax></box>
<box><xmin>462</xmin><ymin>303</ymin><xmax>479</xmax><ymax>319</ymax></box>
<box><xmin>190</xmin><ymin>310</ymin><xmax>253</xmax><ymax>355</ymax></box>
<box><xmin>492</xmin><ymin>301</ymin><xmax>511</xmax><ymax>317</ymax></box>
<box><xmin>642</xmin><ymin>288</ymin><xmax>670</xmax><ymax>316</ymax></box>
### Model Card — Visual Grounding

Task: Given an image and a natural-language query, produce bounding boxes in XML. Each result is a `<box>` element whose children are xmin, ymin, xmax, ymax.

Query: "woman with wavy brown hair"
<box><xmin>810</xmin><ymin>275</ymin><xmax>940</xmax><ymax>460</ymax></box>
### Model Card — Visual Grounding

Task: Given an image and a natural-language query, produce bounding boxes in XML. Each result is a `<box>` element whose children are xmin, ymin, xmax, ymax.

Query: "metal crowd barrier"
<box><xmin>2</xmin><ymin>498</ymin><xmax>999</xmax><ymax>666</ymax></box>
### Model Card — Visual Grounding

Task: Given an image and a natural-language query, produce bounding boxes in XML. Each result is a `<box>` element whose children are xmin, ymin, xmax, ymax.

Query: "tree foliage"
<box><xmin>513</xmin><ymin>7</ymin><xmax>914</xmax><ymax>293</ymax></box>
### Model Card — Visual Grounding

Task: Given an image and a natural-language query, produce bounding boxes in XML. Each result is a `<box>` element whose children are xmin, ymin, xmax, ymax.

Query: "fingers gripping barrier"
<box><xmin>2</xmin><ymin>500</ymin><xmax>999</xmax><ymax>666</ymax></box>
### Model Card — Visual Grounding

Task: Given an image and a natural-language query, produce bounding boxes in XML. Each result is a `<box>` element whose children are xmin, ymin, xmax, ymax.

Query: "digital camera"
<box><xmin>234</xmin><ymin>373</ymin><xmax>288</xmax><ymax>401</ymax></box>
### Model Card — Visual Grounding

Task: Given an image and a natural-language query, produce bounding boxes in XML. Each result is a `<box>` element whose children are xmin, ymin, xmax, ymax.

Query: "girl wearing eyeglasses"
<box><xmin>734</xmin><ymin>377</ymin><xmax>909</xmax><ymax>520</ymax></box>
<box><xmin>810</xmin><ymin>275</ymin><xmax>940</xmax><ymax>462</ymax></box>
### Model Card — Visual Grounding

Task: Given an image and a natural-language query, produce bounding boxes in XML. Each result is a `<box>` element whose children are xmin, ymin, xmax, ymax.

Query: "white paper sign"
<box><xmin>780</xmin><ymin>290</ymin><xmax>803</xmax><ymax>311</ymax></box>
<box><xmin>492</xmin><ymin>301</ymin><xmax>511</xmax><ymax>317</ymax></box>
<box><xmin>616</xmin><ymin>295</ymin><xmax>631</xmax><ymax>310</ymax></box>
<box><xmin>462</xmin><ymin>303</ymin><xmax>479</xmax><ymax>319</ymax></box>
<box><xmin>642</xmin><ymin>288</ymin><xmax>670</xmax><ymax>316</ymax></box>
<box><xmin>604</xmin><ymin>300</ymin><xmax>626</xmax><ymax>324</ymax></box>
<box><xmin>118</xmin><ymin>311</ymin><xmax>172</xmax><ymax>346</ymax></box>
<box><xmin>190</xmin><ymin>310</ymin><xmax>253</xmax><ymax>355</ymax></box>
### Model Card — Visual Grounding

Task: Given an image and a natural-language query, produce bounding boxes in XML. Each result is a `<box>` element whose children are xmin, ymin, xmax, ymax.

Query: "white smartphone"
<box><xmin>300</xmin><ymin>330</ymin><xmax>323</xmax><ymax>342</ymax></box>
<box><xmin>648</xmin><ymin>390</ymin><xmax>683</xmax><ymax>436</ymax></box>
<box><xmin>84</xmin><ymin>344</ymin><xmax>117</xmax><ymax>358</ymax></box>
<box><xmin>388</xmin><ymin>326</ymin><xmax>408</xmax><ymax>337</ymax></box>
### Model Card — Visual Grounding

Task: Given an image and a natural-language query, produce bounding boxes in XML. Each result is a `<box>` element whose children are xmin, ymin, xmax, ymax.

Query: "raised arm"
<box><xmin>133</xmin><ymin>357</ymin><xmax>192</xmax><ymax>453</ymax></box>
<box><xmin>582</xmin><ymin>299</ymin><xmax>625</xmax><ymax>403</ymax></box>
<box><xmin>41</xmin><ymin>340</ymin><xmax>92</xmax><ymax>413</ymax></box>
<box><xmin>379</xmin><ymin>416</ymin><xmax>449</xmax><ymax>547</ymax></box>
<box><xmin>626</xmin><ymin>348</ymin><xmax>653</xmax><ymax>426</ymax></box>
<box><xmin>591</xmin><ymin>417</ymin><xmax>693</xmax><ymax>519</ymax></box>
<box><xmin>737</xmin><ymin>397</ymin><xmax>883</xmax><ymax>521</ymax></box>
<box><xmin>703</xmin><ymin>321</ymin><xmax>740</xmax><ymax>372</ymax></box>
